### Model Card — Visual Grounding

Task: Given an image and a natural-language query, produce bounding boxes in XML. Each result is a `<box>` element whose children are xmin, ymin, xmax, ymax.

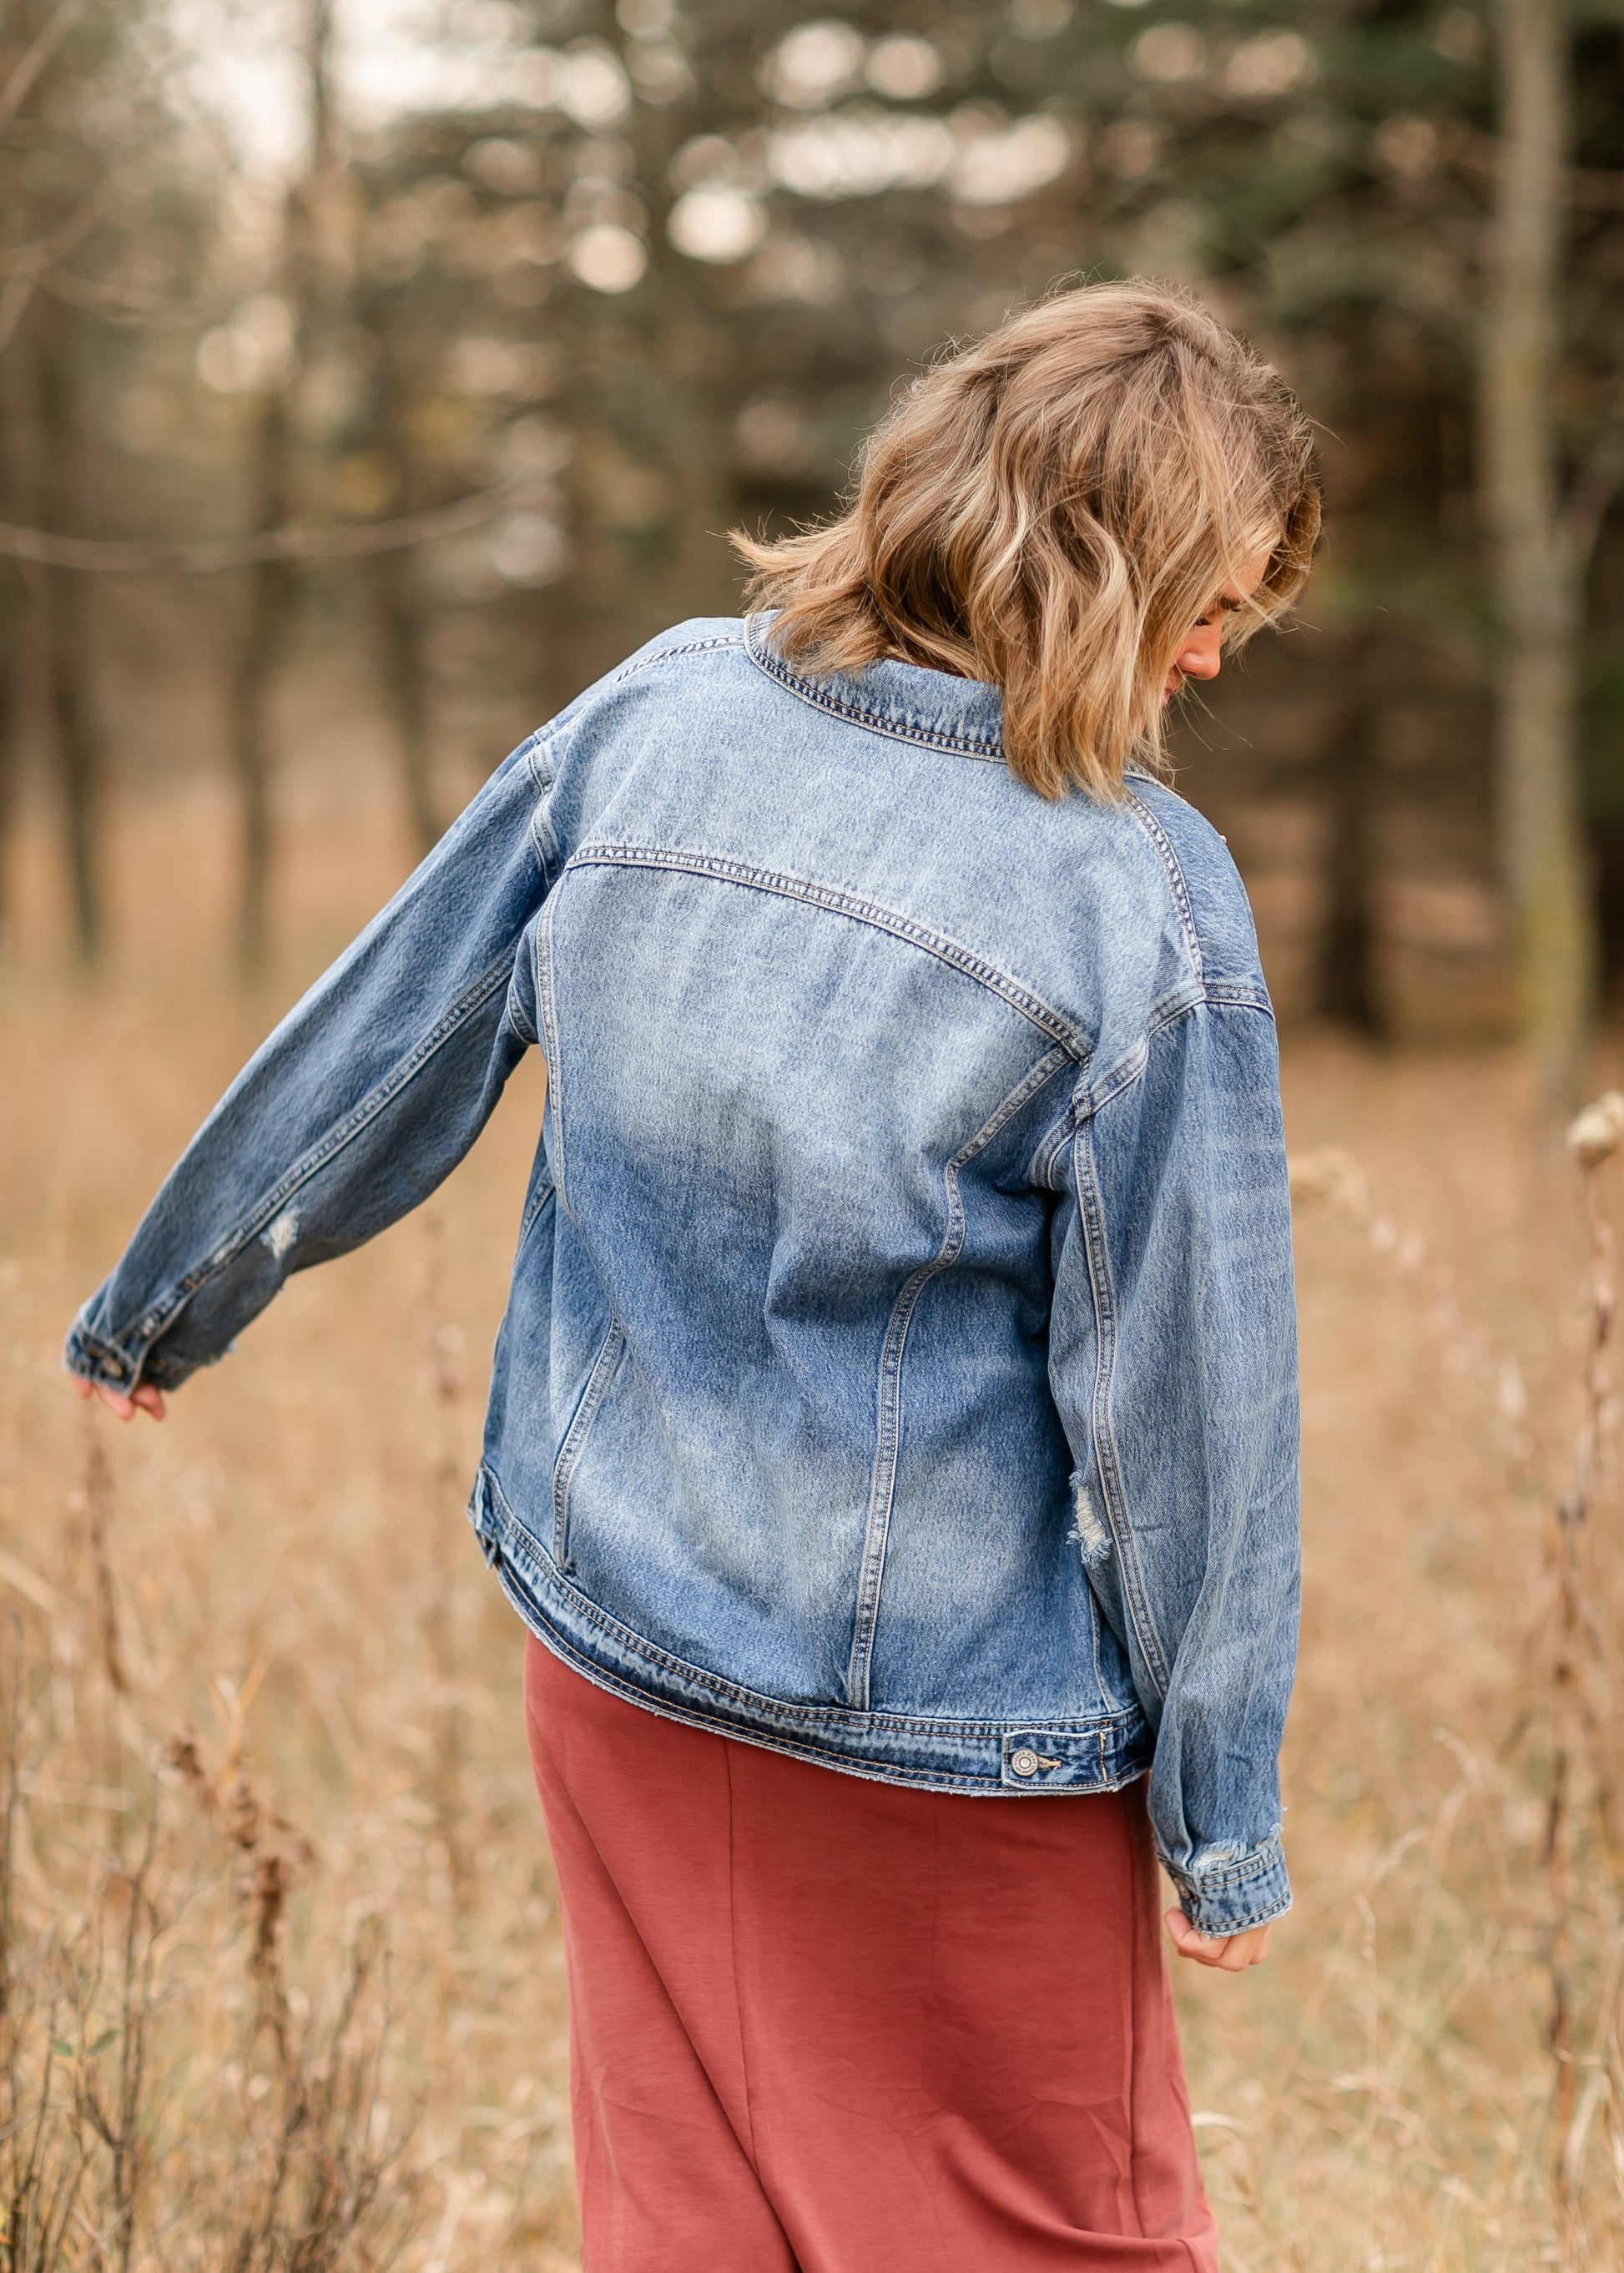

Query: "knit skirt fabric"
<box><xmin>523</xmin><ymin>1635</ymin><xmax>1219</xmax><ymax>2273</ymax></box>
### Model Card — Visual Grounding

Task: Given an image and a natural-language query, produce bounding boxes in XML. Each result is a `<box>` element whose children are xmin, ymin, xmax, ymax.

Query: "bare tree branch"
<box><xmin>0</xmin><ymin>180</ymin><xmax>115</xmax><ymax>275</ymax></box>
<box><xmin>0</xmin><ymin>184</ymin><xmax>113</xmax><ymax>353</ymax></box>
<box><xmin>1560</xmin><ymin>446</ymin><xmax>1624</xmax><ymax>580</ymax></box>
<box><xmin>0</xmin><ymin>269</ymin><xmax>39</xmax><ymax>357</ymax></box>
<box><xmin>38</xmin><ymin>266</ymin><xmax>235</xmax><ymax>326</ymax></box>
<box><xmin>0</xmin><ymin>479</ymin><xmax>539</xmax><ymax>572</ymax></box>
<box><xmin>1450</xmin><ymin>120</ymin><xmax>1624</xmax><ymax>209</ymax></box>
<box><xmin>0</xmin><ymin>0</ymin><xmax>89</xmax><ymax>139</ymax></box>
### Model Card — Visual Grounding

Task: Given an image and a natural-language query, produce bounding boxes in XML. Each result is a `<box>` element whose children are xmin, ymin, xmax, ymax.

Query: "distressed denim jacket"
<box><xmin>67</xmin><ymin>617</ymin><xmax>1300</xmax><ymax>1936</ymax></box>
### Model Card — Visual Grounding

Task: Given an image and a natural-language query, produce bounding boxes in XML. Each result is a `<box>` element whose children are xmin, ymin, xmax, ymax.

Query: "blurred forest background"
<box><xmin>0</xmin><ymin>0</ymin><xmax>1621</xmax><ymax>1071</ymax></box>
<box><xmin>8</xmin><ymin>4</ymin><xmax>1624</xmax><ymax>2270</ymax></box>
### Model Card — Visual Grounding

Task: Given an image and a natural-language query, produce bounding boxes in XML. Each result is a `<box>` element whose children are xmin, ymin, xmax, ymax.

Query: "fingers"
<box><xmin>1166</xmin><ymin>1912</ymin><xmax>1235</xmax><ymax>1968</ymax></box>
<box><xmin>1163</xmin><ymin>1909</ymin><xmax>1273</xmax><ymax>1971</ymax></box>
<box><xmin>1164</xmin><ymin>1908</ymin><xmax>1216</xmax><ymax>1964</ymax></box>
<box><xmin>71</xmin><ymin>1378</ymin><xmax>167</xmax><ymax>1423</ymax></box>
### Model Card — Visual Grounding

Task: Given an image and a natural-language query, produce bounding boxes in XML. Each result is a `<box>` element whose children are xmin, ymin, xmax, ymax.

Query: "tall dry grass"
<box><xmin>3</xmin><ymin>720</ymin><xmax>1623</xmax><ymax>2269</ymax></box>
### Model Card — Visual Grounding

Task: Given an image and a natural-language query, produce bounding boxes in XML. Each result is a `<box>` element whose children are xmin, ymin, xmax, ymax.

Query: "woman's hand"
<box><xmin>73</xmin><ymin>1377</ymin><xmax>167</xmax><ymax>1423</ymax></box>
<box><xmin>1164</xmin><ymin>1908</ymin><xmax>1273</xmax><ymax>1972</ymax></box>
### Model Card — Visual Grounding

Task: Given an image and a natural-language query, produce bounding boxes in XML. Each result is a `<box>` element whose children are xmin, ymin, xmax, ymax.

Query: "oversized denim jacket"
<box><xmin>67</xmin><ymin>617</ymin><xmax>1300</xmax><ymax>1936</ymax></box>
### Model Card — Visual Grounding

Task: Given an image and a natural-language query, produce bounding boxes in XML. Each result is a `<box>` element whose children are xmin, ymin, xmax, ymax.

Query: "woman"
<box><xmin>69</xmin><ymin>279</ymin><xmax>1317</xmax><ymax>2271</ymax></box>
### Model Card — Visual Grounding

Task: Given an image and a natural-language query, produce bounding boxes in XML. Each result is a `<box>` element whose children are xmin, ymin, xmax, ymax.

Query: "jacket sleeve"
<box><xmin>1047</xmin><ymin>995</ymin><xmax>1300</xmax><ymax>1937</ymax></box>
<box><xmin>65</xmin><ymin>730</ymin><xmax>559</xmax><ymax>1396</ymax></box>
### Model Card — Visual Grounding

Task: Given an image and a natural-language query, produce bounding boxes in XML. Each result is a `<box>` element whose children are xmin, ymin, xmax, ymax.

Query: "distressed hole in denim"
<box><xmin>1072</xmin><ymin>1476</ymin><xmax>1112</xmax><ymax>1566</ymax></box>
<box><xmin>263</xmin><ymin>1208</ymin><xmax>299</xmax><ymax>1261</ymax></box>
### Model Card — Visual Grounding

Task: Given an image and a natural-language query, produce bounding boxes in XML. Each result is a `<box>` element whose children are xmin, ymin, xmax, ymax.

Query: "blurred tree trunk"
<box><xmin>1480</xmin><ymin>0</ymin><xmax>1594</xmax><ymax>1106</ymax></box>
<box><xmin>364</xmin><ymin>345</ymin><xmax>439</xmax><ymax>853</ymax></box>
<box><xmin>0</xmin><ymin>577</ymin><xmax>19</xmax><ymax>951</ymax></box>
<box><xmin>0</xmin><ymin>345</ymin><xmax>25</xmax><ymax>955</ymax></box>
<box><xmin>229</xmin><ymin>0</ymin><xmax>341</xmax><ymax>974</ymax></box>
<box><xmin>229</xmin><ymin>396</ymin><xmax>295</xmax><ymax>975</ymax></box>
<box><xmin>35</xmin><ymin>301</ymin><xmax>106</xmax><ymax>962</ymax></box>
<box><xmin>1319</xmin><ymin>622</ymin><xmax>1380</xmax><ymax>1031</ymax></box>
<box><xmin>653</xmin><ymin>300</ymin><xmax>747</xmax><ymax>628</ymax></box>
<box><xmin>371</xmin><ymin>545</ymin><xmax>438</xmax><ymax>855</ymax></box>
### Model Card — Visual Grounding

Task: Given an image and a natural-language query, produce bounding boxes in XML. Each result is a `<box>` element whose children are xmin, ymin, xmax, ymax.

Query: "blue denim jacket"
<box><xmin>67</xmin><ymin>617</ymin><xmax>1299</xmax><ymax>1935</ymax></box>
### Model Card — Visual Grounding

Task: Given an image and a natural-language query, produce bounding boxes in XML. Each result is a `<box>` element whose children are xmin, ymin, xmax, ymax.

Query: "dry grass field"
<box><xmin>3</xmin><ymin>730</ymin><xmax>1622</xmax><ymax>2270</ymax></box>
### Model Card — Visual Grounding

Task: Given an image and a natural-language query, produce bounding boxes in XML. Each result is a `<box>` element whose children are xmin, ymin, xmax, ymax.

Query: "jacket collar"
<box><xmin>744</xmin><ymin>612</ymin><xmax>1006</xmax><ymax>763</ymax></box>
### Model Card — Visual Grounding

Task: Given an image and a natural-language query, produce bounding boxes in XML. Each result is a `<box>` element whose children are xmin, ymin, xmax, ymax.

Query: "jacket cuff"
<box><xmin>64</xmin><ymin>1317</ymin><xmax>144</xmax><ymax>1392</ymax></box>
<box><xmin>1165</xmin><ymin>1832</ymin><xmax>1292</xmax><ymax>1938</ymax></box>
<box><xmin>63</xmin><ymin>1313</ymin><xmax>201</xmax><ymax>1395</ymax></box>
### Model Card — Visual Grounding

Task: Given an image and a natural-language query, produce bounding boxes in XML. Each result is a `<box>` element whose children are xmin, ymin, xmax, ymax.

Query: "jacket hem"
<box><xmin>470</xmin><ymin>1464</ymin><xmax>1155</xmax><ymax>1797</ymax></box>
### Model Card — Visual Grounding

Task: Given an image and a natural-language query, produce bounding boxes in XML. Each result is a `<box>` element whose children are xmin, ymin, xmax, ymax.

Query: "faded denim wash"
<box><xmin>67</xmin><ymin>617</ymin><xmax>1300</xmax><ymax>1936</ymax></box>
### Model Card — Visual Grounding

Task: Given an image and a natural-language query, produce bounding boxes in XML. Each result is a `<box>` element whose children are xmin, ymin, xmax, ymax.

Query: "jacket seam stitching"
<box><xmin>504</xmin><ymin>969</ymin><xmax>540</xmax><ymax>1046</ymax></box>
<box><xmin>843</xmin><ymin>1044</ymin><xmax>1072</xmax><ymax>1711</ymax></box>
<box><xmin>1033</xmin><ymin>989</ymin><xmax>1268</xmax><ymax>1168</ymax></box>
<box><xmin>1203</xmin><ymin>983</ymin><xmax>1273</xmax><ymax>1010</ymax></box>
<box><xmin>744</xmin><ymin>618</ymin><xmax>1006</xmax><ymax>760</ymax></box>
<box><xmin>534</xmin><ymin>903</ymin><xmax>568</xmax><ymax>1208</ymax></box>
<box><xmin>567</xmin><ymin>842</ymin><xmax>1089</xmax><ymax>1057</ymax></box>
<box><xmin>1077</xmin><ymin>990</ymin><xmax>1273</xmax><ymax>1124</ymax></box>
<box><xmin>514</xmin><ymin>1175</ymin><xmax>556</xmax><ymax>1256</ymax></box>
<box><xmin>552</xmin><ymin>1317</ymin><xmax>626</xmax><ymax>1569</ymax></box>
<box><xmin>1073</xmin><ymin>1118</ymin><xmax>1173</xmax><ymax>1698</ymax></box>
<box><xmin>1123</xmin><ymin>787</ymin><xmax>1203</xmax><ymax>983</ymax></box>
<box><xmin>1032</xmin><ymin>1125</ymin><xmax>1073</xmax><ymax>1188</ymax></box>
<box><xmin>615</xmin><ymin>633</ymin><xmax>744</xmax><ymax>682</ymax></box>
<box><xmin>1062</xmin><ymin>993</ymin><xmax>1281</xmax><ymax>1704</ymax></box>
<box><xmin>846</xmin><ymin>1254</ymin><xmax>943</xmax><ymax>1711</ymax></box>
<box><xmin>524</xmin><ymin>733</ymin><xmax>562</xmax><ymax>882</ymax></box>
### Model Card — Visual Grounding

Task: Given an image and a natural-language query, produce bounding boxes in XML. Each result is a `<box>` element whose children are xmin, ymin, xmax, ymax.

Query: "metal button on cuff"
<box><xmin>1010</xmin><ymin>1747</ymin><xmax>1041</xmax><ymax>1778</ymax></box>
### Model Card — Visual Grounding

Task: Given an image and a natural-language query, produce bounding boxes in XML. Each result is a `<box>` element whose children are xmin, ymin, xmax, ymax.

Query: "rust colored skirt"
<box><xmin>523</xmin><ymin>1636</ymin><xmax>1218</xmax><ymax>2273</ymax></box>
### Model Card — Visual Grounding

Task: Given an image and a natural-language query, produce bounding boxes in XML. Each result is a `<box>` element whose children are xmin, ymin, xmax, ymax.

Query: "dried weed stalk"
<box><xmin>163</xmin><ymin>1714</ymin><xmax>418</xmax><ymax>2273</ymax></box>
<box><xmin>80</xmin><ymin>1445</ymin><xmax>127</xmax><ymax>1703</ymax></box>
<box><xmin>1293</xmin><ymin>1119</ymin><xmax>1624</xmax><ymax>2267</ymax></box>
<box><xmin>1545</xmin><ymin>1092</ymin><xmax>1624</xmax><ymax>2259</ymax></box>
<box><xmin>420</xmin><ymin>1217</ymin><xmax>467</xmax><ymax>1916</ymax></box>
<box><xmin>0</xmin><ymin>1629</ymin><xmax>164</xmax><ymax>2273</ymax></box>
<box><xmin>0</xmin><ymin>1621</ymin><xmax>418</xmax><ymax>2273</ymax></box>
<box><xmin>1289</xmin><ymin>1142</ymin><xmax>1538</xmax><ymax>1468</ymax></box>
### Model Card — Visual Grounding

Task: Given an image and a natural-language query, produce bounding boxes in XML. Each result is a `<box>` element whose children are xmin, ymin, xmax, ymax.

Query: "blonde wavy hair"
<box><xmin>734</xmin><ymin>279</ymin><xmax>1320</xmax><ymax>801</ymax></box>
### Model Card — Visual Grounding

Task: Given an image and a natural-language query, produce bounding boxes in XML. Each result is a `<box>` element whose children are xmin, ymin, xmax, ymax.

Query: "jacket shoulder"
<box><xmin>1123</xmin><ymin>773</ymin><xmax>1268</xmax><ymax>1000</ymax></box>
<box><xmin>614</xmin><ymin>617</ymin><xmax>749</xmax><ymax>678</ymax></box>
<box><xmin>528</xmin><ymin>622</ymin><xmax>749</xmax><ymax>775</ymax></box>
<box><xmin>542</xmin><ymin>620</ymin><xmax>749</xmax><ymax>744</ymax></box>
